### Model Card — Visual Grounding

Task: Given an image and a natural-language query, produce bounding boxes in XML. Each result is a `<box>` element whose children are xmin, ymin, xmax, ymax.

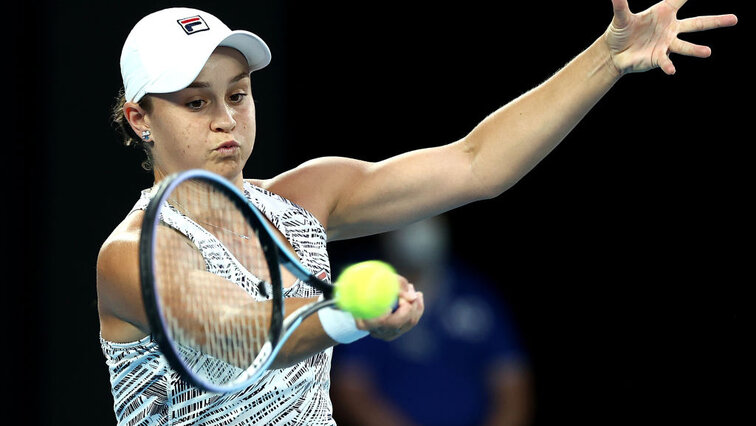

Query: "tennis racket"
<box><xmin>139</xmin><ymin>169</ymin><xmax>398</xmax><ymax>393</ymax></box>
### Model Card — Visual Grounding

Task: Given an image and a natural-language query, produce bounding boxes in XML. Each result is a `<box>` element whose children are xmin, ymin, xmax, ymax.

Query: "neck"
<box><xmin>153</xmin><ymin>166</ymin><xmax>245</xmax><ymax>191</ymax></box>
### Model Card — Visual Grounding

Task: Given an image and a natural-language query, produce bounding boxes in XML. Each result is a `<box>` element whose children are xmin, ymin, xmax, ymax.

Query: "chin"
<box><xmin>209</xmin><ymin>162</ymin><xmax>244</xmax><ymax>182</ymax></box>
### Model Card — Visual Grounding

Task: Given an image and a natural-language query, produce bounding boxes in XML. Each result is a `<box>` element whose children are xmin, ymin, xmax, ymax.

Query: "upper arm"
<box><xmin>97</xmin><ymin>215</ymin><xmax>150</xmax><ymax>338</ymax></box>
<box><xmin>266</xmin><ymin>139</ymin><xmax>491</xmax><ymax>241</ymax></box>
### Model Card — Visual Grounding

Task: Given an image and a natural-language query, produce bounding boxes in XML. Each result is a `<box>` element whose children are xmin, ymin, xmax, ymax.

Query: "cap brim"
<box><xmin>220</xmin><ymin>31</ymin><xmax>271</xmax><ymax>72</ymax></box>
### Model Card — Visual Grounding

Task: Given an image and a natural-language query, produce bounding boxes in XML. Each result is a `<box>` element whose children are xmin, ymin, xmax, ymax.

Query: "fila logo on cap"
<box><xmin>177</xmin><ymin>15</ymin><xmax>210</xmax><ymax>35</ymax></box>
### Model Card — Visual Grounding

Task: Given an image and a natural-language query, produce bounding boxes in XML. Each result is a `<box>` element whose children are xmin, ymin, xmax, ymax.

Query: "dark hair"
<box><xmin>111</xmin><ymin>88</ymin><xmax>154</xmax><ymax>171</ymax></box>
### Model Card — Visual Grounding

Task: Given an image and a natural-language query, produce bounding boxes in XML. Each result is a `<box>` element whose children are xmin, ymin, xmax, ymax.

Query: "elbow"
<box><xmin>470</xmin><ymin>168</ymin><xmax>521</xmax><ymax>201</ymax></box>
<box><xmin>461</xmin><ymin>136</ymin><xmax>522</xmax><ymax>202</ymax></box>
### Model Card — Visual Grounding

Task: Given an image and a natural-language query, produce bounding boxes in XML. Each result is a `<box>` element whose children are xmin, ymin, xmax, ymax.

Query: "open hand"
<box><xmin>606</xmin><ymin>0</ymin><xmax>737</xmax><ymax>75</ymax></box>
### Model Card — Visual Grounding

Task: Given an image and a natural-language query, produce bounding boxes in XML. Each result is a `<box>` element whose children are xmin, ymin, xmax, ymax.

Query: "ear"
<box><xmin>123</xmin><ymin>101</ymin><xmax>150</xmax><ymax>137</ymax></box>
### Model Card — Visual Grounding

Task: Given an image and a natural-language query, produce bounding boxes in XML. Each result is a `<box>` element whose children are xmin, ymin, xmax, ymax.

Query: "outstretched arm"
<box><xmin>456</xmin><ymin>0</ymin><xmax>737</xmax><ymax>198</ymax></box>
<box><xmin>274</xmin><ymin>1</ymin><xmax>736</xmax><ymax>241</ymax></box>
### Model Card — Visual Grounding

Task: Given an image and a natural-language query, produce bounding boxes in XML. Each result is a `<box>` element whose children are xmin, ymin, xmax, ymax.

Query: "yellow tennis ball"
<box><xmin>335</xmin><ymin>260</ymin><xmax>399</xmax><ymax>319</ymax></box>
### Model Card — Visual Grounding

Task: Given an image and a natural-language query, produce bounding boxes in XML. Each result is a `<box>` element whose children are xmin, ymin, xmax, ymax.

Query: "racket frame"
<box><xmin>139</xmin><ymin>169</ymin><xmax>294</xmax><ymax>393</ymax></box>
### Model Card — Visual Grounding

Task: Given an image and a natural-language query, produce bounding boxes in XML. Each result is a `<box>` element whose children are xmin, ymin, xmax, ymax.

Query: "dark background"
<box><xmin>9</xmin><ymin>1</ymin><xmax>748</xmax><ymax>425</ymax></box>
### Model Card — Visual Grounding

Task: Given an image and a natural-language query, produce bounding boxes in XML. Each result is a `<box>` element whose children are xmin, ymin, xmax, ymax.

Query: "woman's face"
<box><xmin>142</xmin><ymin>47</ymin><xmax>256</xmax><ymax>186</ymax></box>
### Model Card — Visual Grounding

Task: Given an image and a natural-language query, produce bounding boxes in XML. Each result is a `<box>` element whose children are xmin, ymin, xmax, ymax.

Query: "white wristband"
<box><xmin>318</xmin><ymin>296</ymin><xmax>369</xmax><ymax>344</ymax></box>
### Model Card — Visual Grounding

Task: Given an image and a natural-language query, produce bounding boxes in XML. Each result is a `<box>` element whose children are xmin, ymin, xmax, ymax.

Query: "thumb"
<box><xmin>611</xmin><ymin>0</ymin><xmax>632</xmax><ymax>28</ymax></box>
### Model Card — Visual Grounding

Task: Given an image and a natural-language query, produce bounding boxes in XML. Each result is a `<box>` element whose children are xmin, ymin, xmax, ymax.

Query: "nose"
<box><xmin>210</xmin><ymin>102</ymin><xmax>236</xmax><ymax>133</ymax></box>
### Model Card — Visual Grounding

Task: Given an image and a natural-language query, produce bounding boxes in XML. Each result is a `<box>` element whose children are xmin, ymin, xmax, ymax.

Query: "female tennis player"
<box><xmin>97</xmin><ymin>1</ymin><xmax>736</xmax><ymax>424</ymax></box>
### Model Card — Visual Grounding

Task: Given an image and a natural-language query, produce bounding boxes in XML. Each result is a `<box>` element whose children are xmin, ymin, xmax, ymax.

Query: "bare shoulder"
<box><xmin>98</xmin><ymin>211</ymin><xmax>143</xmax><ymax>276</ymax></box>
<box><xmin>97</xmin><ymin>211</ymin><xmax>150</xmax><ymax>342</ymax></box>
<box><xmin>252</xmin><ymin>157</ymin><xmax>372</xmax><ymax>228</ymax></box>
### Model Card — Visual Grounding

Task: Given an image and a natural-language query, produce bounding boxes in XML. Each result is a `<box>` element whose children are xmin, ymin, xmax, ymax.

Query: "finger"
<box><xmin>385</xmin><ymin>296</ymin><xmax>413</xmax><ymax>319</ymax></box>
<box><xmin>658</xmin><ymin>54</ymin><xmax>676</xmax><ymax>75</ymax></box>
<box><xmin>670</xmin><ymin>38</ymin><xmax>711</xmax><ymax>58</ymax></box>
<box><xmin>665</xmin><ymin>0</ymin><xmax>688</xmax><ymax>10</ymax></box>
<box><xmin>387</xmin><ymin>292</ymin><xmax>422</xmax><ymax>326</ymax></box>
<box><xmin>398</xmin><ymin>283</ymin><xmax>417</xmax><ymax>301</ymax></box>
<box><xmin>396</xmin><ymin>275</ymin><xmax>414</xmax><ymax>296</ymax></box>
<box><xmin>678</xmin><ymin>14</ymin><xmax>738</xmax><ymax>34</ymax></box>
<box><xmin>397</xmin><ymin>275</ymin><xmax>409</xmax><ymax>290</ymax></box>
<box><xmin>610</xmin><ymin>0</ymin><xmax>632</xmax><ymax>27</ymax></box>
<box><xmin>394</xmin><ymin>275</ymin><xmax>416</xmax><ymax>301</ymax></box>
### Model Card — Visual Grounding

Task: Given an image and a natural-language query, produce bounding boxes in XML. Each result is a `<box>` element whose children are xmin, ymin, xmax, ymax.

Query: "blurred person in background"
<box><xmin>331</xmin><ymin>216</ymin><xmax>533</xmax><ymax>426</ymax></box>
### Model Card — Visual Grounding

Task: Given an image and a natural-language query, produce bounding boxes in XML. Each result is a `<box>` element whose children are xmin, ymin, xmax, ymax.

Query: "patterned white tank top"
<box><xmin>100</xmin><ymin>181</ymin><xmax>335</xmax><ymax>425</ymax></box>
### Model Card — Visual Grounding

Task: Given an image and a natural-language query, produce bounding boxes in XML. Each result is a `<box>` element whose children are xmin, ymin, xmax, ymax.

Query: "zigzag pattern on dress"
<box><xmin>101</xmin><ymin>181</ymin><xmax>335</xmax><ymax>425</ymax></box>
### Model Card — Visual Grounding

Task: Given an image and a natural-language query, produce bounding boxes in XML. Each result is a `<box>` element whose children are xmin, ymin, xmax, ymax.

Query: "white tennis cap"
<box><xmin>121</xmin><ymin>7</ymin><xmax>271</xmax><ymax>102</ymax></box>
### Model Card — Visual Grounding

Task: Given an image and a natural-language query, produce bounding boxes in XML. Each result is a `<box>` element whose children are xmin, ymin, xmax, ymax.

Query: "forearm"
<box><xmin>271</xmin><ymin>276</ymin><xmax>424</xmax><ymax>368</ymax></box>
<box><xmin>465</xmin><ymin>35</ymin><xmax>621</xmax><ymax>197</ymax></box>
<box><xmin>168</xmin><ymin>273</ymin><xmax>334</xmax><ymax>369</ymax></box>
<box><xmin>268</xmin><ymin>297</ymin><xmax>338</xmax><ymax>369</ymax></box>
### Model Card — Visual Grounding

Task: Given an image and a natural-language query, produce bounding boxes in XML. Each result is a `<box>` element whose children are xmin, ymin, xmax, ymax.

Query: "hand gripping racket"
<box><xmin>139</xmin><ymin>169</ymin><xmax>398</xmax><ymax>393</ymax></box>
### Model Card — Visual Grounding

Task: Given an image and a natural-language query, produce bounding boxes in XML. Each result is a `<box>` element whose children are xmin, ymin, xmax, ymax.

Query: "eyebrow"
<box><xmin>186</xmin><ymin>72</ymin><xmax>250</xmax><ymax>89</ymax></box>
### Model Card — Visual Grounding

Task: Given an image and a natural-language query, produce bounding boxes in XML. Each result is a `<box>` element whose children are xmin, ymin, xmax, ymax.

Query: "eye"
<box><xmin>186</xmin><ymin>99</ymin><xmax>206</xmax><ymax>111</ymax></box>
<box><xmin>229</xmin><ymin>92</ymin><xmax>248</xmax><ymax>104</ymax></box>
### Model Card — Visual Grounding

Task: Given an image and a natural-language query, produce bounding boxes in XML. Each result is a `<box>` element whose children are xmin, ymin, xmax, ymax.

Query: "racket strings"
<box><xmin>154</xmin><ymin>178</ymin><xmax>275</xmax><ymax>383</ymax></box>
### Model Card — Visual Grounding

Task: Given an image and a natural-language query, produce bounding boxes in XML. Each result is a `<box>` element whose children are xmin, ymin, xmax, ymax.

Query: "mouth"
<box><xmin>214</xmin><ymin>140</ymin><xmax>241</xmax><ymax>154</ymax></box>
